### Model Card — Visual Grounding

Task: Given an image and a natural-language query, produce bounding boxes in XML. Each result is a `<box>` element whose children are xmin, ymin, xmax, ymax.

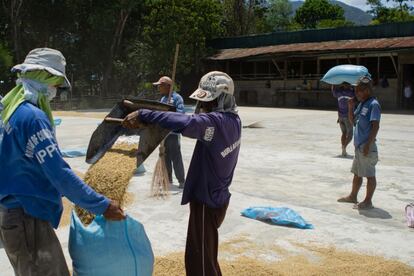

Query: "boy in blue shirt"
<box><xmin>0</xmin><ymin>48</ymin><xmax>125</xmax><ymax>276</ymax></box>
<box><xmin>338</xmin><ymin>76</ymin><xmax>381</xmax><ymax>210</ymax></box>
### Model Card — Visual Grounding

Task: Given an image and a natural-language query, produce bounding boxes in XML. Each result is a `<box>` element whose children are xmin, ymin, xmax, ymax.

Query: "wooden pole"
<box><xmin>167</xmin><ymin>44</ymin><xmax>180</xmax><ymax>103</ymax></box>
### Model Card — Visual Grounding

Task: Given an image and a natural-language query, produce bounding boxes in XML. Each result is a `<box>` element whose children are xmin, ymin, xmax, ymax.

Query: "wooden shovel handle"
<box><xmin>104</xmin><ymin>117</ymin><xmax>124</xmax><ymax>123</ymax></box>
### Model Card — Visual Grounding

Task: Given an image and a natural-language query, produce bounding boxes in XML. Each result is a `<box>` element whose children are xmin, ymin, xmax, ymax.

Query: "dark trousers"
<box><xmin>165</xmin><ymin>134</ymin><xmax>185</xmax><ymax>184</ymax></box>
<box><xmin>0</xmin><ymin>208</ymin><xmax>69</xmax><ymax>276</ymax></box>
<box><xmin>185</xmin><ymin>201</ymin><xmax>229</xmax><ymax>276</ymax></box>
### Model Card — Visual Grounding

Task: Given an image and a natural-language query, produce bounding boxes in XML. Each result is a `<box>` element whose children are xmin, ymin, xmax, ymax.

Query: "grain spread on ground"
<box><xmin>53</xmin><ymin>111</ymin><xmax>106</xmax><ymax>119</ymax></box>
<box><xmin>153</xmin><ymin>238</ymin><xmax>414</xmax><ymax>276</ymax></box>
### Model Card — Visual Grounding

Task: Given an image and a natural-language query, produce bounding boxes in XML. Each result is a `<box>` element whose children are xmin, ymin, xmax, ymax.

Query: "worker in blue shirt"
<box><xmin>153</xmin><ymin>76</ymin><xmax>186</xmax><ymax>188</ymax></box>
<box><xmin>338</xmin><ymin>76</ymin><xmax>381</xmax><ymax>210</ymax></box>
<box><xmin>0</xmin><ymin>48</ymin><xmax>125</xmax><ymax>276</ymax></box>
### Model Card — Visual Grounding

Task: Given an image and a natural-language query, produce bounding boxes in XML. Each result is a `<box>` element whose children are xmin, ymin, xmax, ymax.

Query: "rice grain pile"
<box><xmin>153</xmin><ymin>238</ymin><xmax>414</xmax><ymax>276</ymax></box>
<box><xmin>60</xmin><ymin>170</ymin><xmax>84</xmax><ymax>227</ymax></box>
<box><xmin>53</xmin><ymin>111</ymin><xmax>106</xmax><ymax>119</ymax></box>
<box><xmin>75</xmin><ymin>142</ymin><xmax>138</xmax><ymax>225</ymax></box>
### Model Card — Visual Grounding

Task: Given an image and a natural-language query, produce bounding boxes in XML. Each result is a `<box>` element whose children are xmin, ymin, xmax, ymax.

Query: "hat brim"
<box><xmin>12</xmin><ymin>64</ymin><xmax>71</xmax><ymax>88</ymax></box>
<box><xmin>189</xmin><ymin>88</ymin><xmax>221</xmax><ymax>102</ymax></box>
<box><xmin>152</xmin><ymin>81</ymin><xmax>161</xmax><ymax>86</ymax></box>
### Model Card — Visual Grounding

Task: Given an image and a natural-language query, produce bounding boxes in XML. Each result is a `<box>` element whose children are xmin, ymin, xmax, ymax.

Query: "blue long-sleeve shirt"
<box><xmin>161</xmin><ymin>91</ymin><xmax>185</xmax><ymax>135</ymax></box>
<box><xmin>0</xmin><ymin>102</ymin><xmax>110</xmax><ymax>228</ymax></box>
<box><xmin>160</xmin><ymin>91</ymin><xmax>185</xmax><ymax>114</ymax></box>
<box><xmin>139</xmin><ymin>109</ymin><xmax>241</xmax><ymax>208</ymax></box>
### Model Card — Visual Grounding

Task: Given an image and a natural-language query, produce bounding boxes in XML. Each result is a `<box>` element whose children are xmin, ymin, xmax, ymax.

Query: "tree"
<box><xmin>294</xmin><ymin>0</ymin><xmax>345</xmax><ymax>29</ymax></box>
<box><xmin>0</xmin><ymin>43</ymin><xmax>12</xmax><ymax>94</ymax></box>
<box><xmin>135</xmin><ymin>0</ymin><xmax>223</xmax><ymax>82</ymax></box>
<box><xmin>100</xmin><ymin>0</ymin><xmax>141</xmax><ymax>97</ymax></box>
<box><xmin>221</xmin><ymin>0</ymin><xmax>268</xmax><ymax>36</ymax></box>
<box><xmin>367</xmin><ymin>0</ymin><xmax>414</xmax><ymax>24</ymax></box>
<box><xmin>265</xmin><ymin>0</ymin><xmax>293</xmax><ymax>31</ymax></box>
<box><xmin>1</xmin><ymin>0</ymin><xmax>24</xmax><ymax>61</ymax></box>
<box><xmin>389</xmin><ymin>0</ymin><xmax>414</xmax><ymax>14</ymax></box>
<box><xmin>317</xmin><ymin>19</ymin><xmax>354</xmax><ymax>28</ymax></box>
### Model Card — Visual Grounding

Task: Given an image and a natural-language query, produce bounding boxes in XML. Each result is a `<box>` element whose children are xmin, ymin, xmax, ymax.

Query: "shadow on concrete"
<box><xmin>333</xmin><ymin>154</ymin><xmax>354</xmax><ymax>159</ymax></box>
<box><xmin>358</xmin><ymin>207</ymin><xmax>392</xmax><ymax>219</ymax></box>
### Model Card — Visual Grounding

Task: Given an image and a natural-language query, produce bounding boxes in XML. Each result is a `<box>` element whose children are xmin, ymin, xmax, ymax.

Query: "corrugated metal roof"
<box><xmin>208</xmin><ymin>36</ymin><xmax>414</xmax><ymax>60</ymax></box>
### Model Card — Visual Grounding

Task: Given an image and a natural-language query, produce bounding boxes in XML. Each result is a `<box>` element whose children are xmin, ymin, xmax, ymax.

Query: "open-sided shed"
<box><xmin>205</xmin><ymin>22</ymin><xmax>414</xmax><ymax>109</ymax></box>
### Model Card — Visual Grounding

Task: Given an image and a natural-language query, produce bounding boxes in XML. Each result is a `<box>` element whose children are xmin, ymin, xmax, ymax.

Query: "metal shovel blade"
<box><xmin>85</xmin><ymin>98</ymin><xmax>175</xmax><ymax>165</ymax></box>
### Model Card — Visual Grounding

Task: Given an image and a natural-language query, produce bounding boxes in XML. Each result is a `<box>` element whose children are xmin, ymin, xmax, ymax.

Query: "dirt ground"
<box><xmin>0</xmin><ymin>106</ymin><xmax>413</xmax><ymax>275</ymax></box>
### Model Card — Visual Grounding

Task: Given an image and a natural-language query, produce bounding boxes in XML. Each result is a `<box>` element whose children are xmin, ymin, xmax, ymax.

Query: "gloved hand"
<box><xmin>122</xmin><ymin>110</ymin><xmax>146</xmax><ymax>129</ymax></box>
<box><xmin>103</xmin><ymin>200</ymin><xmax>126</xmax><ymax>220</ymax></box>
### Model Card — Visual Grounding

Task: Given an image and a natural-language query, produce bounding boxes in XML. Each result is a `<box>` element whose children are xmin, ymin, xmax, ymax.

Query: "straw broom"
<box><xmin>151</xmin><ymin>44</ymin><xmax>180</xmax><ymax>198</ymax></box>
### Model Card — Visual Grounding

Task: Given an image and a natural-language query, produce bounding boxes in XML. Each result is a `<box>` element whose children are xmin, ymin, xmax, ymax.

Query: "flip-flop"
<box><xmin>337</xmin><ymin>197</ymin><xmax>358</xmax><ymax>204</ymax></box>
<box><xmin>353</xmin><ymin>202</ymin><xmax>374</xmax><ymax>210</ymax></box>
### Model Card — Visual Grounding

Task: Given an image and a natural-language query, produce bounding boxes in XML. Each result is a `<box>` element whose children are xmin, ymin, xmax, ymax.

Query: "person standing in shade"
<box><xmin>332</xmin><ymin>82</ymin><xmax>355</xmax><ymax>156</ymax></box>
<box><xmin>403</xmin><ymin>80</ymin><xmax>413</xmax><ymax>109</ymax></box>
<box><xmin>338</xmin><ymin>76</ymin><xmax>381</xmax><ymax>210</ymax></box>
<box><xmin>153</xmin><ymin>76</ymin><xmax>186</xmax><ymax>188</ymax></box>
<box><xmin>0</xmin><ymin>48</ymin><xmax>125</xmax><ymax>276</ymax></box>
<box><xmin>123</xmin><ymin>71</ymin><xmax>241</xmax><ymax>276</ymax></box>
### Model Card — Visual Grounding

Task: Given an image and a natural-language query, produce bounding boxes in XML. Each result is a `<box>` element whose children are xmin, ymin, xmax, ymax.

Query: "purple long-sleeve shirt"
<box><xmin>139</xmin><ymin>109</ymin><xmax>241</xmax><ymax>208</ymax></box>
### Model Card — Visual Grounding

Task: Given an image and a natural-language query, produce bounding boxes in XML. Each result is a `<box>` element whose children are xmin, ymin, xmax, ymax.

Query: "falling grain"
<box><xmin>75</xmin><ymin>143</ymin><xmax>138</xmax><ymax>225</ymax></box>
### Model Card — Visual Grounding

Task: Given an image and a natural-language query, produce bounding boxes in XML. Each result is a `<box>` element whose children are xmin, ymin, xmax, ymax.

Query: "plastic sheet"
<box><xmin>241</xmin><ymin>206</ymin><xmax>313</xmax><ymax>229</ymax></box>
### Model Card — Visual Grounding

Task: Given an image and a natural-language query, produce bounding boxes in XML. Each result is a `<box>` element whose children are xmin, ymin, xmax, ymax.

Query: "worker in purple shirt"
<box><xmin>332</xmin><ymin>82</ymin><xmax>355</xmax><ymax>156</ymax></box>
<box><xmin>123</xmin><ymin>71</ymin><xmax>241</xmax><ymax>276</ymax></box>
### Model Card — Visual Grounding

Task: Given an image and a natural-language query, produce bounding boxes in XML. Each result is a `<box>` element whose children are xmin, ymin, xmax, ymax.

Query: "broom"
<box><xmin>151</xmin><ymin>44</ymin><xmax>180</xmax><ymax>198</ymax></box>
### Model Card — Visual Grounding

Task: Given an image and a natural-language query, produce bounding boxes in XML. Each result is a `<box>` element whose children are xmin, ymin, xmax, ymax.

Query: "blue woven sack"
<box><xmin>241</xmin><ymin>207</ymin><xmax>313</xmax><ymax>229</ymax></box>
<box><xmin>69</xmin><ymin>211</ymin><xmax>154</xmax><ymax>276</ymax></box>
<box><xmin>321</xmin><ymin>65</ymin><xmax>371</xmax><ymax>85</ymax></box>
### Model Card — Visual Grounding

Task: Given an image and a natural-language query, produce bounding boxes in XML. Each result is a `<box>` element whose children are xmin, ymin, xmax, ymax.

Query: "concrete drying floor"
<box><xmin>1</xmin><ymin>106</ymin><xmax>413</xmax><ymax>274</ymax></box>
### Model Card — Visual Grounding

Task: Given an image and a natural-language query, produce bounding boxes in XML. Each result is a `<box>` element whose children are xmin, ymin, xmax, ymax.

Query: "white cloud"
<box><xmin>340</xmin><ymin>0</ymin><xmax>413</xmax><ymax>11</ymax></box>
<box><xmin>340</xmin><ymin>0</ymin><xmax>370</xmax><ymax>11</ymax></box>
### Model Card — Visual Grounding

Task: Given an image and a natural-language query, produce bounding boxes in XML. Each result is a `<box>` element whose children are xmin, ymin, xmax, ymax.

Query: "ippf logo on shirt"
<box><xmin>25</xmin><ymin>128</ymin><xmax>58</xmax><ymax>164</ymax></box>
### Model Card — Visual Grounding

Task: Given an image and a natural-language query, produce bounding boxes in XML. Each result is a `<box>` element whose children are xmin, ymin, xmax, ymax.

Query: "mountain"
<box><xmin>290</xmin><ymin>0</ymin><xmax>373</xmax><ymax>26</ymax></box>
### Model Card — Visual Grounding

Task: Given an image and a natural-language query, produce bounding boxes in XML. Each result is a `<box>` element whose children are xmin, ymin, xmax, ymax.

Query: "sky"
<box><xmin>340</xmin><ymin>0</ymin><xmax>414</xmax><ymax>11</ymax></box>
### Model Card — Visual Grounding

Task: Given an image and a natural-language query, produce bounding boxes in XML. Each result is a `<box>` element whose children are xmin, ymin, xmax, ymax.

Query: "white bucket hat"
<box><xmin>190</xmin><ymin>71</ymin><xmax>234</xmax><ymax>102</ymax></box>
<box><xmin>12</xmin><ymin>48</ymin><xmax>71</xmax><ymax>88</ymax></box>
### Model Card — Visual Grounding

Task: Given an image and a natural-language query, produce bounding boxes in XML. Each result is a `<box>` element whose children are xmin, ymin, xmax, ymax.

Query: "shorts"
<box><xmin>338</xmin><ymin>116</ymin><xmax>353</xmax><ymax>138</ymax></box>
<box><xmin>351</xmin><ymin>143</ymin><xmax>378</xmax><ymax>177</ymax></box>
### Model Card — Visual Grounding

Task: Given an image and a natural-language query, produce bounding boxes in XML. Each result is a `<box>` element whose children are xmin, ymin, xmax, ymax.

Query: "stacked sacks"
<box><xmin>321</xmin><ymin>65</ymin><xmax>371</xmax><ymax>85</ymax></box>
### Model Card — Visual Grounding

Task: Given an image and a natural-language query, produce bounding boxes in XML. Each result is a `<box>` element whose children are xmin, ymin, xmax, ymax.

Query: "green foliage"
<box><xmin>0</xmin><ymin>44</ymin><xmax>12</xmax><ymax>89</ymax></box>
<box><xmin>367</xmin><ymin>0</ymin><xmax>414</xmax><ymax>24</ymax></box>
<box><xmin>138</xmin><ymin>0</ymin><xmax>223</xmax><ymax>79</ymax></box>
<box><xmin>317</xmin><ymin>19</ymin><xmax>355</xmax><ymax>28</ymax></box>
<box><xmin>294</xmin><ymin>0</ymin><xmax>345</xmax><ymax>29</ymax></box>
<box><xmin>221</xmin><ymin>0</ymin><xmax>269</xmax><ymax>36</ymax></box>
<box><xmin>265</xmin><ymin>0</ymin><xmax>293</xmax><ymax>31</ymax></box>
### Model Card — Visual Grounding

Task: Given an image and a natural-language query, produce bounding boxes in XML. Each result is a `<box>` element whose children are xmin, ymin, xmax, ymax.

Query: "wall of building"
<box><xmin>234</xmin><ymin>78</ymin><xmax>399</xmax><ymax>109</ymax></box>
<box><xmin>372</xmin><ymin>78</ymin><xmax>398</xmax><ymax>109</ymax></box>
